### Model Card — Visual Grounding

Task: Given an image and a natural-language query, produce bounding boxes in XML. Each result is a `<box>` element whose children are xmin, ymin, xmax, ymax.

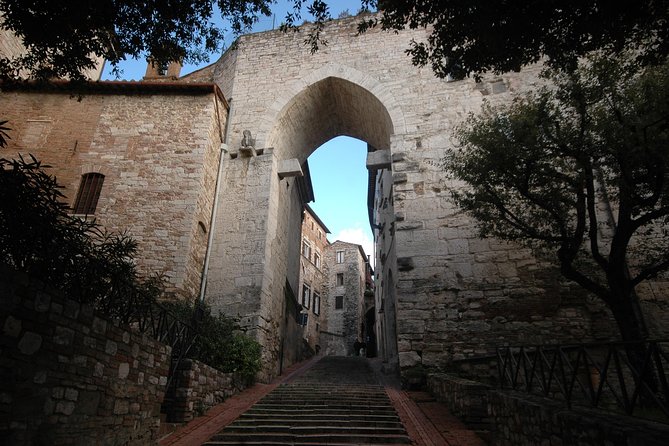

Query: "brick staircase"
<box><xmin>202</xmin><ymin>356</ymin><xmax>411</xmax><ymax>445</ymax></box>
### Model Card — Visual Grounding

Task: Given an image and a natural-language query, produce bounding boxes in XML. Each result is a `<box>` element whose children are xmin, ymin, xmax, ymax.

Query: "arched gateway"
<box><xmin>195</xmin><ymin>15</ymin><xmax>650</xmax><ymax>382</ymax></box>
<box><xmin>205</xmin><ymin>50</ymin><xmax>407</xmax><ymax>381</ymax></box>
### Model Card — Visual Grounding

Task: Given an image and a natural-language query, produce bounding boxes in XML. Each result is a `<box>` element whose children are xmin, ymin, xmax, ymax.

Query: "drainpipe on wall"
<box><xmin>199</xmin><ymin>98</ymin><xmax>233</xmax><ymax>303</ymax></box>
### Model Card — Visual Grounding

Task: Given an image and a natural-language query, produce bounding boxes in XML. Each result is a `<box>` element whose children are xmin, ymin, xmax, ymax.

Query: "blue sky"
<box><xmin>102</xmin><ymin>1</ymin><xmax>375</xmax><ymax>260</ymax></box>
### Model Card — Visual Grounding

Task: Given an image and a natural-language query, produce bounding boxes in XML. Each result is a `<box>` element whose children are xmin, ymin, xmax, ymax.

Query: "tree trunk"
<box><xmin>609</xmin><ymin>289</ymin><xmax>648</xmax><ymax>343</ymax></box>
<box><xmin>608</xmin><ymin>290</ymin><xmax>657</xmax><ymax>406</ymax></box>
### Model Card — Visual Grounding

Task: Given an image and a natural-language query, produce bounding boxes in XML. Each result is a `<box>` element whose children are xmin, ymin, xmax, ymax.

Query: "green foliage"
<box><xmin>365</xmin><ymin>1</ymin><xmax>669</xmax><ymax>79</ymax></box>
<box><xmin>0</xmin><ymin>0</ymin><xmax>273</xmax><ymax>80</ymax></box>
<box><xmin>2</xmin><ymin>1</ymin><xmax>667</xmax><ymax>82</ymax></box>
<box><xmin>449</xmin><ymin>55</ymin><xmax>669</xmax><ymax>340</ymax></box>
<box><xmin>0</xmin><ymin>141</ymin><xmax>259</xmax><ymax>377</ymax></box>
<box><xmin>0</xmin><ymin>154</ymin><xmax>163</xmax><ymax>320</ymax></box>
<box><xmin>0</xmin><ymin>120</ymin><xmax>10</xmax><ymax>146</ymax></box>
<box><xmin>162</xmin><ymin>300</ymin><xmax>262</xmax><ymax>381</ymax></box>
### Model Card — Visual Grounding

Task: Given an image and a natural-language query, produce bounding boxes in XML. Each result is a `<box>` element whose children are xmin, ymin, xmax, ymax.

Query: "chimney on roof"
<box><xmin>143</xmin><ymin>58</ymin><xmax>182</xmax><ymax>80</ymax></box>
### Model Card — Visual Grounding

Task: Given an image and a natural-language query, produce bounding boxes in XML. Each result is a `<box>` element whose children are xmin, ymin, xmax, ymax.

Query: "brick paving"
<box><xmin>159</xmin><ymin>356</ymin><xmax>487</xmax><ymax>446</ymax></box>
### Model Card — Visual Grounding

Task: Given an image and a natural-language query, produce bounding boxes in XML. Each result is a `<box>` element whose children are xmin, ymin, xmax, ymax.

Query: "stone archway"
<box><xmin>258</xmin><ymin>63</ymin><xmax>406</xmax><ymax>155</ymax></box>
<box><xmin>266</xmin><ymin>73</ymin><xmax>399</xmax><ymax>161</ymax></box>
<box><xmin>261</xmin><ymin>74</ymin><xmax>399</xmax><ymax>373</ymax></box>
<box><xmin>206</xmin><ymin>65</ymin><xmax>404</xmax><ymax>381</ymax></box>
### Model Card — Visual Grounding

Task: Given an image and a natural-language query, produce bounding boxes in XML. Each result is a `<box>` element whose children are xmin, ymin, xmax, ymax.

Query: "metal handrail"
<box><xmin>497</xmin><ymin>340</ymin><xmax>669</xmax><ymax>421</ymax></box>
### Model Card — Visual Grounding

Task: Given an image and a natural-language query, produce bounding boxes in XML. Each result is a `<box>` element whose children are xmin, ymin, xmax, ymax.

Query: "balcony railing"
<box><xmin>497</xmin><ymin>340</ymin><xmax>669</xmax><ymax>421</ymax></box>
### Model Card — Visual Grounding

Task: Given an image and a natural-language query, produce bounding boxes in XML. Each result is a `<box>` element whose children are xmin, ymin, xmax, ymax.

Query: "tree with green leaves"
<box><xmin>448</xmin><ymin>56</ymin><xmax>669</xmax><ymax>343</ymax></box>
<box><xmin>362</xmin><ymin>1</ymin><xmax>669</xmax><ymax>79</ymax></box>
<box><xmin>0</xmin><ymin>0</ymin><xmax>273</xmax><ymax>80</ymax></box>
<box><xmin>2</xmin><ymin>1</ymin><xmax>667</xmax><ymax>82</ymax></box>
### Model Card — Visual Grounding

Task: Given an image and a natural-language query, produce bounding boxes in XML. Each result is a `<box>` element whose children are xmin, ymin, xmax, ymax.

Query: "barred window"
<box><xmin>73</xmin><ymin>173</ymin><xmax>104</xmax><ymax>215</ymax></box>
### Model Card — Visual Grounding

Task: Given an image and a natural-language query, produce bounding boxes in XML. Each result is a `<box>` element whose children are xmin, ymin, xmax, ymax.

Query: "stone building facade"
<box><xmin>297</xmin><ymin>204</ymin><xmax>330</xmax><ymax>352</ymax></box>
<box><xmin>3</xmin><ymin>12</ymin><xmax>669</xmax><ymax>382</ymax></box>
<box><xmin>321</xmin><ymin>241</ymin><xmax>369</xmax><ymax>356</ymax></box>
<box><xmin>1</xmin><ymin>81</ymin><xmax>227</xmax><ymax>301</ymax></box>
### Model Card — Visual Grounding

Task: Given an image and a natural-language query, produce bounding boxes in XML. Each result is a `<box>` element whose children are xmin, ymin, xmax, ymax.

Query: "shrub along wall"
<box><xmin>0</xmin><ymin>265</ymin><xmax>171</xmax><ymax>445</ymax></box>
<box><xmin>428</xmin><ymin>373</ymin><xmax>669</xmax><ymax>446</ymax></box>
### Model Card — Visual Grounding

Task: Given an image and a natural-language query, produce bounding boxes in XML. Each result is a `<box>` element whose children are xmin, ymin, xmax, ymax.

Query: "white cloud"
<box><xmin>331</xmin><ymin>227</ymin><xmax>375</xmax><ymax>267</ymax></box>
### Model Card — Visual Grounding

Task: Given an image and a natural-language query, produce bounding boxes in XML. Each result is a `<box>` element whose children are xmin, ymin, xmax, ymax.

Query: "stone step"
<box><xmin>203</xmin><ymin>357</ymin><xmax>411</xmax><ymax>446</ymax></box>
<box><xmin>264</xmin><ymin>391</ymin><xmax>389</xmax><ymax>397</ymax></box>
<box><xmin>262</xmin><ymin>393</ymin><xmax>389</xmax><ymax>399</ymax></box>
<box><xmin>222</xmin><ymin>425</ymin><xmax>408</xmax><ymax>435</ymax></box>
<box><xmin>254</xmin><ymin>398</ymin><xmax>391</xmax><ymax>405</ymax></box>
<box><xmin>243</xmin><ymin>407</ymin><xmax>397</xmax><ymax>416</ymax></box>
<box><xmin>235</xmin><ymin>414</ymin><xmax>402</xmax><ymax>425</ymax></box>
<box><xmin>231</xmin><ymin>420</ymin><xmax>403</xmax><ymax>429</ymax></box>
<box><xmin>205</xmin><ymin>432</ymin><xmax>412</xmax><ymax>444</ymax></box>
<box><xmin>203</xmin><ymin>443</ymin><xmax>406</xmax><ymax>446</ymax></box>
<box><xmin>252</xmin><ymin>402</ymin><xmax>394</xmax><ymax>411</ymax></box>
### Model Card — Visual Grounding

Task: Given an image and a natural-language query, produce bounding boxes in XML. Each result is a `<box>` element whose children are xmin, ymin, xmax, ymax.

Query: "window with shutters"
<box><xmin>72</xmin><ymin>173</ymin><xmax>104</xmax><ymax>215</ymax></box>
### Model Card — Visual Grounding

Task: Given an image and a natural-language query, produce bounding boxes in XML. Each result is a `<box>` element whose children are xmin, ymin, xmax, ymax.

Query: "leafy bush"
<box><xmin>0</xmin><ymin>154</ymin><xmax>163</xmax><ymax>321</ymax></box>
<box><xmin>162</xmin><ymin>299</ymin><xmax>262</xmax><ymax>382</ymax></box>
<box><xmin>0</xmin><ymin>143</ymin><xmax>261</xmax><ymax>380</ymax></box>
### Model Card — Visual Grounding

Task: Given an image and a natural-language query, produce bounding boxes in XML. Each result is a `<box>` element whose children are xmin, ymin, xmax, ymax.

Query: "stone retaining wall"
<box><xmin>428</xmin><ymin>373</ymin><xmax>669</xmax><ymax>446</ymax></box>
<box><xmin>427</xmin><ymin>373</ymin><xmax>492</xmax><ymax>434</ymax></box>
<box><xmin>164</xmin><ymin>358</ymin><xmax>247</xmax><ymax>423</ymax></box>
<box><xmin>0</xmin><ymin>266</ymin><xmax>171</xmax><ymax>445</ymax></box>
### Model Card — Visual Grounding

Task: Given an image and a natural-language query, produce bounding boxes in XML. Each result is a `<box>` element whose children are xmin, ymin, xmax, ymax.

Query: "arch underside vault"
<box><xmin>267</xmin><ymin>76</ymin><xmax>394</xmax><ymax>161</ymax></box>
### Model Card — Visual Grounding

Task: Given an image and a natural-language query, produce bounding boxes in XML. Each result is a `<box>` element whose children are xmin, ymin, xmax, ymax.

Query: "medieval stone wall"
<box><xmin>373</xmin><ymin>167</ymin><xmax>399</xmax><ymax>371</ymax></box>
<box><xmin>0</xmin><ymin>266</ymin><xmax>171</xmax><ymax>445</ymax></box>
<box><xmin>1</xmin><ymin>86</ymin><xmax>225</xmax><ymax>301</ymax></box>
<box><xmin>164</xmin><ymin>358</ymin><xmax>248</xmax><ymax>423</ymax></box>
<box><xmin>198</xmin><ymin>13</ymin><xmax>655</xmax><ymax>378</ymax></box>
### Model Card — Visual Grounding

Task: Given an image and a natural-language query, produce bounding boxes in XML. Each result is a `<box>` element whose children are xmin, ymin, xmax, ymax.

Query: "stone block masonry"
<box><xmin>202</xmin><ymin>13</ymin><xmax>668</xmax><ymax>379</ymax></box>
<box><xmin>1</xmin><ymin>83</ymin><xmax>227</xmax><ymax>301</ymax></box>
<box><xmin>164</xmin><ymin>359</ymin><xmax>248</xmax><ymax>423</ymax></box>
<box><xmin>0</xmin><ymin>265</ymin><xmax>171</xmax><ymax>445</ymax></box>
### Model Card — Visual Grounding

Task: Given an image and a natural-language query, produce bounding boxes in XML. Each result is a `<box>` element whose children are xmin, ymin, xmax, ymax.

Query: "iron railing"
<box><xmin>497</xmin><ymin>340</ymin><xmax>669</xmax><ymax>421</ymax></box>
<box><xmin>127</xmin><ymin>301</ymin><xmax>202</xmax><ymax>391</ymax></box>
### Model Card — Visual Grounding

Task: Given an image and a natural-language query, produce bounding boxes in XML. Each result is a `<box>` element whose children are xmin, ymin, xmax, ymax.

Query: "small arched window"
<box><xmin>72</xmin><ymin>172</ymin><xmax>104</xmax><ymax>215</ymax></box>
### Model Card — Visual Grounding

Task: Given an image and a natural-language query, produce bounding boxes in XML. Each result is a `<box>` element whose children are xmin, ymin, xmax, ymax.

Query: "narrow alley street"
<box><xmin>160</xmin><ymin>356</ymin><xmax>486</xmax><ymax>446</ymax></box>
